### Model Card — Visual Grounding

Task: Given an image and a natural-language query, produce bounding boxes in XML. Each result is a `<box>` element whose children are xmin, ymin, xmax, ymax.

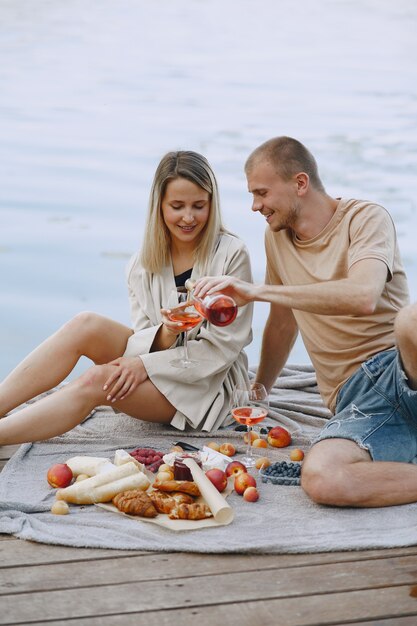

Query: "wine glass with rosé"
<box><xmin>167</xmin><ymin>287</ymin><xmax>203</xmax><ymax>368</ymax></box>
<box><xmin>232</xmin><ymin>383</ymin><xmax>269</xmax><ymax>468</ymax></box>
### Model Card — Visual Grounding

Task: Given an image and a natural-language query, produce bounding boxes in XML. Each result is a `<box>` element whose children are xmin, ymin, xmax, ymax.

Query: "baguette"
<box><xmin>56</xmin><ymin>471</ymin><xmax>150</xmax><ymax>504</ymax></box>
<box><xmin>56</xmin><ymin>462</ymin><xmax>144</xmax><ymax>503</ymax></box>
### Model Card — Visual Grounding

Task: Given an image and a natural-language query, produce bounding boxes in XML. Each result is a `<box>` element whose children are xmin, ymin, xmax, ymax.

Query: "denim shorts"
<box><xmin>313</xmin><ymin>349</ymin><xmax>417</xmax><ymax>462</ymax></box>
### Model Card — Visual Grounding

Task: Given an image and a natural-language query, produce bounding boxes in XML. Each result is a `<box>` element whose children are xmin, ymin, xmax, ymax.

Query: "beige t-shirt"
<box><xmin>265</xmin><ymin>198</ymin><xmax>409</xmax><ymax>412</ymax></box>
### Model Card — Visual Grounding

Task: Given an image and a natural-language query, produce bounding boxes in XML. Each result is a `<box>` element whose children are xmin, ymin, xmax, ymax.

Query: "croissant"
<box><xmin>149</xmin><ymin>490</ymin><xmax>194</xmax><ymax>514</ymax></box>
<box><xmin>113</xmin><ymin>489</ymin><xmax>158</xmax><ymax>518</ymax></box>
<box><xmin>154</xmin><ymin>480</ymin><xmax>200</xmax><ymax>497</ymax></box>
<box><xmin>169</xmin><ymin>502</ymin><xmax>213</xmax><ymax>520</ymax></box>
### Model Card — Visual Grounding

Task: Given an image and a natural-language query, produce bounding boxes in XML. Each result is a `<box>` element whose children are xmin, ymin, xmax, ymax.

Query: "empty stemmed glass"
<box><xmin>232</xmin><ymin>383</ymin><xmax>269</xmax><ymax>467</ymax></box>
<box><xmin>167</xmin><ymin>287</ymin><xmax>203</xmax><ymax>368</ymax></box>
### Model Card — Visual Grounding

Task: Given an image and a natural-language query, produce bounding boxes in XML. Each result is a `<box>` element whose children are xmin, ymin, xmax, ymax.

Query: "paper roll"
<box><xmin>183</xmin><ymin>458</ymin><xmax>234</xmax><ymax>524</ymax></box>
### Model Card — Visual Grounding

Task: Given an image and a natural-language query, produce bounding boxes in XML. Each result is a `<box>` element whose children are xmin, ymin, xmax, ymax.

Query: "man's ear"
<box><xmin>295</xmin><ymin>172</ymin><xmax>309</xmax><ymax>196</ymax></box>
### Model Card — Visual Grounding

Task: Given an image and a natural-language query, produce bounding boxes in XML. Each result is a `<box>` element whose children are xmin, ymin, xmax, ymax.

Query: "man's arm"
<box><xmin>255</xmin><ymin>303</ymin><xmax>298</xmax><ymax>393</ymax></box>
<box><xmin>194</xmin><ymin>258</ymin><xmax>389</xmax><ymax>316</ymax></box>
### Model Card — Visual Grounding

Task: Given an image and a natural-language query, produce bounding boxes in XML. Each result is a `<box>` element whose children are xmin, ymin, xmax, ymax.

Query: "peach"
<box><xmin>252</xmin><ymin>438</ymin><xmax>268</xmax><ymax>449</ymax></box>
<box><xmin>225</xmin><ymin>460</ymin><xmax>247</xmax><ymax>477</ymax></box>
<box><xmin>243</xmin><ymin>431</ymin><xmax>259</xmax><ymax>444</ymax></box>
<box><xmin>243</xmin><ymin>486</ymin><xmax>259</xmax><ymax>502</ymax></box>
<box><xmin>156</xmin><ymin>470</ymin><xmax>173</xmax><ymax>483</ymax></box>
<box><xmin>205</xmin><ymin>468</ymin><xmax>227</xmax><ymax>493</ymax></box>
<box><xmin>267</xmin><ymin>426</ymin><xmax>292</xmax><ymax>448</ymax></box>
<box><xmin>206</xmin><ymin>442</ymin><xmax>221</xmax><ymax>452</ymax></box>
<box><xmin>51</xmin><ymin>500</ymin><xmax>70</xmax><ymax>515</ymax></box>
<box><xmin>219</xmin><ymin>442</ymin><xmax>236</xmax><ymax>457</ymax></box>
<box><xmin>290</xmin><ymin>448</ymin><xmax>305</xmax><ymax>461</ymax></box>
<box><xmin>234</xmin><ymin>472</ymin><xmax>256</xmax><ymax>495</ymax></box>
<box><xmin>158</xmin><ymin>463</ymin><xmax>172</xmax><ymax>473</ymax></box>
<box><xmin>47</xmin><ymin>463</ymin><xmax>73</xmax><ymax>488</ymax></box>
<box><xmin>170</xmin><ymin>445</ymin><xmax>183</xmax><ymax>453</ymax></box>
<box><xmin>255</xmin><ymin>457</ymin><xmax>270</xmax><ymax>470</ymax></box>
<box><xmin>75</xmin><ymin>473</ymin><xmax>89</xmax><ymax>482</ymax></box>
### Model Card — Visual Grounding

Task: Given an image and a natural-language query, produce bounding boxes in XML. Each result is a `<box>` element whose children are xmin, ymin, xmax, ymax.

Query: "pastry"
<box><xmin>149</xmin><ymin>490</ymin><xmax>194</xmax><ymax>514</ymax></box>
<box><xmin>113</xmin><ymin>489</ymin><xmax>158</xmax><ymax>518</ymax></box>
<box><xmin>154</xmin><ymin>479</ymin><xmax>200</xmax><ymax>497</ymax></box>
<box><xmin>169</xmin><ymin>502</ymin><xmax>212</xmax><ymax>520</ymax></box>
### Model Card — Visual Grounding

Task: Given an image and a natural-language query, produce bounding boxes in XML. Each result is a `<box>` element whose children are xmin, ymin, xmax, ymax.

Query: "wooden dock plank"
<box><xmin>2</xmin><ymin>554</ymin><xmax>417</xmax><ymax>624</ymax></box>
<box><xmin>3</xmin><ymin>585</ymin><xmax>417</xmax><ymax>626</ymax></box>
<box><xmin>2</xmin><ymin>551</ymin><xmax>417</xmax><ymax>597</ymax></box>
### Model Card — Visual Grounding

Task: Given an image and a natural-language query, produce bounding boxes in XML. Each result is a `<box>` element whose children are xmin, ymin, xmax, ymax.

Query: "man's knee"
<box><xmin>301</xmin><ymin>439</ymin><xmax>370</xmax><ymax>506</ymax></box>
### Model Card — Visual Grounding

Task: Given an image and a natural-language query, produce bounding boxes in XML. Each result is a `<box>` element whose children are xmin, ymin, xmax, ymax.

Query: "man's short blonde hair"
<box><xmin>245</xmin><ymin>136</ymin><xmax>325</xmax><ymax>192</ymax></box>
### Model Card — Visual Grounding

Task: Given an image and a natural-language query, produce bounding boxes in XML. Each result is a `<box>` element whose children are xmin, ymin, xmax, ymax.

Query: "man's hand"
<box><xmin>193</xmin><ymin>276</ymin><xmax>258</xmax><ymax>307</ymax></box>
<box><xmin>103</xmin><ymin>356</ymin><xmax>148</xmax><ymax>402</ymax></box>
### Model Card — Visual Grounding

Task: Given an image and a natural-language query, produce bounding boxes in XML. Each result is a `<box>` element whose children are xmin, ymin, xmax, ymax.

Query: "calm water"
<box><xmin>1</xmin><ymin>0</ymin><xmax>417</xmax><ymax>379</ymax></box>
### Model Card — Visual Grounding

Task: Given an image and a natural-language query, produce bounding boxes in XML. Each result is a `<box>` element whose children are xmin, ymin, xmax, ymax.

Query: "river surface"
<box><xmin>1</xmin><ymin>0</ymin><xmax>417</xmax><ymax>379</ymax></box>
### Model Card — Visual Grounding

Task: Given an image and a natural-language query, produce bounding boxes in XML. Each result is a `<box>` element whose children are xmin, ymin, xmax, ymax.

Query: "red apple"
<box><xmin>234</xmin><ymin>472</ymin><xmax>257</xmax><ymax>495</ymax></box>
<box><xmin>47</xmin><ymin>463</ymin><xmax>73</xmax><ymax>488</ymax></box>
<box><xmin>225</xmin><ymin>460</ymin><xmax>247</xmax><ymax>477</ymax></box>
<box><xmin>243</xmin><ymin>486</ymin><xmax>260</xmax><ymax>502</ymax></box>
<box><xmin>205</xmin><ymin>468</ymin><xmax>227</xmax><ymax>492</ymax></box>
<box><xmin>219</xmin><ymin>442</ymin><xmax>236</xmax><ymax>457</ymax></box>
<box><xmin>267</xmin><ymin>426</ymin><xmax>292</xmax><ymax>448</ymax></box>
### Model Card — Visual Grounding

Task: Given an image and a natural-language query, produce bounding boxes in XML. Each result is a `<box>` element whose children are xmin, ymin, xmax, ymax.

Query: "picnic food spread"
<box><xmin>45</xmin><ymin>428</ymin><xmax>303</xmax><ymax>527</ymax></box>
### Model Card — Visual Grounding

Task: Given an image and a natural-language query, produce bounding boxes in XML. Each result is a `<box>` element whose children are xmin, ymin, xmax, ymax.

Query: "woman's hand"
<box><xmin>103</xmin><ymin>356</ymin><xmax>148</xmax><ymax>402</ymax></box>
<box><xmin>160</xmin><ymin>306</ymin><xmax>188</xmax><ymax>335</ymax></box>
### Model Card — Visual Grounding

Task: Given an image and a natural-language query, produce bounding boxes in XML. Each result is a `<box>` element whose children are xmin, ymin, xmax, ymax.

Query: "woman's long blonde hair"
<box><xmin>140</xmin><ymin>151</ymin><xmax>226</xmax><ymax>274</ymax></box>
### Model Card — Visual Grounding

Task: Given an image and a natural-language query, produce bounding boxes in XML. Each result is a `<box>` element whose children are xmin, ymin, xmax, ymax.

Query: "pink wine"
<box><xmin>232</xmin><ymin>406</ymin><xmax>268</xmax><ymax>426</ymax></box>
<box><xmin>169</xmin><ymin>310</ymin><xmax>202</xmax><ymax>331</ymax></box>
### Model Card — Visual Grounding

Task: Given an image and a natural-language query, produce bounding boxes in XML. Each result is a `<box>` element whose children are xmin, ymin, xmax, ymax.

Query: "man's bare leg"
<box><xmin>301</xmin><ymin>438</ymin><xmax>417</xmax><ymax>507</ymax></box>
<box><xmin>0</xmin><ymin>363</ymin><xmax>174</xmax><ymax>445</ymax></box>
<box><xmin>0</xmin><ymin>312</ymin><xmax>132</xmax><ymax>416</ymax></box>
<box><xmin>394</xmin><ymin>303</ymin><xmax>417</xmax><ymax>389</ymax></box>
<box><xmin>302</xmin><ymin>302</ymin><xmax>417</xmax><ymax>507</ymax></box>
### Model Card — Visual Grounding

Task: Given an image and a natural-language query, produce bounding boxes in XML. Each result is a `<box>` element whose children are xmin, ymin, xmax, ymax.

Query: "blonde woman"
<box><xmin>0</xmin><ymin>151</ymin><xmax>253</xmax><ymax>443</ymax></box>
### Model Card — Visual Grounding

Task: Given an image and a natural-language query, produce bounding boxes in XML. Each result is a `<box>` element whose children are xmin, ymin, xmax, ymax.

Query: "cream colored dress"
<box><xmin>123</xmin><ymin>233</ymin><xmax>253</xmax><ymax>431</ymax></box>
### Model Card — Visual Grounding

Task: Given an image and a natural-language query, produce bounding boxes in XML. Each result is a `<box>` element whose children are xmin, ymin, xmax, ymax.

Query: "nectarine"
<box><xmin>206</xmin><ymin>442</ymin><xmax>221</xmax><ymax>452</ymax></box>
<box><xmin>219</xmin><ymin>442</ymin><xmax>236</xmax><ymax>457</ymax></box>
<box><xmin>225</xmin><ymin>460</ymin><xmax>247</xmax><ymax>477</ymax></box>
<box><xmin>255</xmin><ymin>457</ymin><xmax>270</xmax><ymax>470</ymax></box>
<box><xmin>47</xmin><ymin>463</ymin><xmax>73</xmax><ymax>488</ymax></box>
<box><xmin>267</xmin><ymin>426</ymin><xmax>291</xmax><ymax>448</ymax></box>
<box><xmin>252</xmin><ymin>438</ymin><xmax>268</xmax><ymax>449</ymax></box>
<box><xmin>243</xmin><ymin>430</ymin><xmax>259</xmax><ymax>444</ymax></box>
<box><xmin>51</xmin><ymin>500</ymin><xmax>70</xmax><ymax>515</ymax></box>
<box><xmin>234</xmin><ymin>472</ymin><xmax>256</xmax><ymax>495</ymax></box>
<box><xmin>205</xmin><ymin>468</ymin><xmax>227</xmax><ymax>492</ymax></box>
<box><xmin>290</xmin><ymin>448</ymin><xmax>305</xmax><ymax>461</ymax></box>
<box><xmin>243</xmin><ymin>486</ymin><xmax>259</xmax><ymax>502</ymax></box>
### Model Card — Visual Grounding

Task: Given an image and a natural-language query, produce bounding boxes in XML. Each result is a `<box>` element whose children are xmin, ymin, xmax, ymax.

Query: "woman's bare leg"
<box><xmin>0</xmin><ymin>312</ymin><xmax>133</xmax><ymax>416</ymax></box>
<box><xmin>0</xmin><ymin>363</ymin><xmax>174</xmax><ymax>445</ymax></box>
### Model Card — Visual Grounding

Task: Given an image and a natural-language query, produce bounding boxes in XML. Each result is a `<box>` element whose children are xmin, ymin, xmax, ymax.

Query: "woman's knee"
<box><xmin>74</xmin><ymin>364</ymin><xmax>112</xmax><ymax>399</ymax></box>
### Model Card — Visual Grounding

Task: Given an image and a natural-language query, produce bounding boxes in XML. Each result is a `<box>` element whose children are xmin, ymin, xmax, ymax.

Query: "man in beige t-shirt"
<box><xmin>195</xmin><ymin>136</ymin><xmax>417</xmax><ymax>508</ymax></box>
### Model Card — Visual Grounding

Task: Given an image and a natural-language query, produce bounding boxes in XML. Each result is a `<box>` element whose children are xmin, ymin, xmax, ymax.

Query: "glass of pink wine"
<box><xmin>167</xmin><ymin>287</ymin><xmax>203</xmax><ymax>368</ymax></box>
<box><xmin>232</xmin><ymin>382</ymin><xmax>269</xmax><ymax>467</ymax></box>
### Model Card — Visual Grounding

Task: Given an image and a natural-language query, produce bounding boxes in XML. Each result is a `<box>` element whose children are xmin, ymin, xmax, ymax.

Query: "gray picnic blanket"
<box><xmin>1</xmin><ymin>364</ymin><xmax>417</xmax><ymax>553</ymax></box>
